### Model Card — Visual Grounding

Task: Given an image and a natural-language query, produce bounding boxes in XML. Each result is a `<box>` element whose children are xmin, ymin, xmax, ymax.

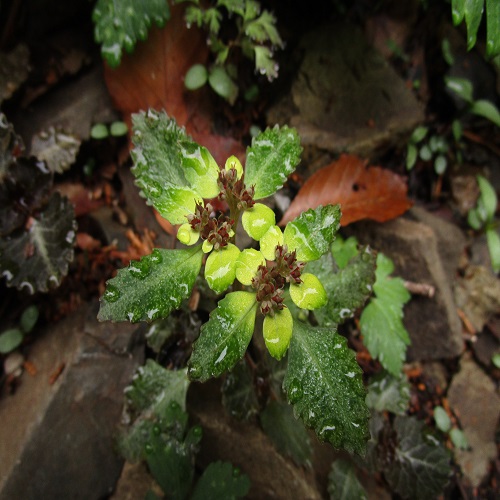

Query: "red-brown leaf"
<box><xmin>280</xmin><ymin>154</ymin><xmax>412</xmax><ymax>226</ymax></box>
<box><xmin>103</xmin><ymin>5</ymin><xmax>244</xmax><ymax>165</ymax></box>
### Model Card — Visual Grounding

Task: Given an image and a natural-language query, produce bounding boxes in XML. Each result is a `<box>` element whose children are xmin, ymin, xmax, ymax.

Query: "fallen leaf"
<box><xmin>103</xmin><ymin>4</ymin><xmax>244</xmax><ymax>165</ymax></box>
<box><xmin>281</xmin><ymin>154</ymin><xmax>412</xmax><ymax>226</ymax></box>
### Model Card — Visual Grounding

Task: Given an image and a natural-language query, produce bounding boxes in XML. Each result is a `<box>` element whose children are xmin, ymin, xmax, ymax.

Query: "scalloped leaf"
<box><xmin>191</xmin><ymin>461</ymin><xmax>251</xmax><ymax>500</ymax></box>
<box><xmin>384</xmin><ymin>416</ymin><xmax>451</xmax><ymax>499</ymax></box>
<box><xmin>283</xmin><ymin>321</ymin><xmax>369</xmax><ymax>455</ymax></box>
<box><xmin>283</xmin><ymin>205</ymin><xmax>341</xmax><ymax>262</ymax></box>
<box><xmin>244</xmin><ymin>125</ymin><xmax>302</xmax><ymax>200</ymax></box>
<box><xmin>92</xmin><ymin>0</ymin><xmax>170</xmax><ymax>67</ymax></box>
<box><xmin>359</xmin><ymin>253</ymin><xmax>411</xmax><ymax>376</ymax></box>
<box><xmin>98</xmin><ymin>245</ymin><xmax>203</xmax><ymax>323</ymax></box>
<box><xmin>308</xmin><ymin>246</ymin><xmax>376</xmax><ymax>327</ymax></box>
<box><xmin>366</xmin><ymin>371</ymin><xmax>410</xmax><ymax>416</ymax></box>
<box><xmin>0</xmin><ymin>193</ymin><xmax>76</xmax><ymax>294</ymax></box>
<box><xmin>30</xmin><ymin>127</ymin><xmax>81</xmax><ymax>174</ymax></box>
<box><xmin>260</xmin><ymin>400</ymin><xmax>312</xmax><ymax>467</ymax></box>
<box><xmin>188</xmin><ymin>291</ymin><xmax>258</xmax><ymax>382</ymax></box>
<box><xmin>328</xmin><ymin>460</ymin><xmax>367</xmax><ymax>500</ymax></box>
<box><xmin>131</xmin><ymin>109</ymin><xmax>204</xmax><ymax>224</ymax></box>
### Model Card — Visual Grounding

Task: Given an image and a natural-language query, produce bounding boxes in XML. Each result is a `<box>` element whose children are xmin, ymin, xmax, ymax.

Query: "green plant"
<box><xmin>93</xmin><ymin>0</ymin><xmax>282</xmax><ymax>104</ymax></box>
<box><xmin>90</xmin><ymin>121</ymin><xmax>129</xmax><ymax>140</ymax></box>
<box><xmin>406</xmin><ymin>125</ymin><xmax>452</xmax><ymax>174</ymax></box>
<box><xmin>99</xmin><ymin>109</ymin><xmax>374</xmax><ymax>454</ymax></box>
<box><xmin>118</xmin><ymin>360</ymin><xmax>250</xmax><ymax>500</ymax></box>
<box><xmin>433</xmin><ymin>405</ymin><xmax>469</xmax><ymax>450</ymax></box>
<box><xmin>0</xmin><ymin>113</ymin><xmax>77</xmax><ymax>293</ymax></box>
<box><xmin>0</xmin><ymin>305</ymin><xmax>39</xmax><ymax>354</ymax></box>
<box><xmin>451</xmin><ymin>0</ymin><xmax>500</xmax><ymax>58</ymax></box>
<box><xmin>467</xmin><ymin>174</ymin><xmax>500</xmax><ymax>273</ymax></box>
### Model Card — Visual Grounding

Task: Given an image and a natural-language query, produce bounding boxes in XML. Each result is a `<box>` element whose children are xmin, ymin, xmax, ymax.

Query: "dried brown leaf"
<box><xmin>281</xmin><ymin>154</ymin><xmax>412</xmax><ymax>226</ymax></box>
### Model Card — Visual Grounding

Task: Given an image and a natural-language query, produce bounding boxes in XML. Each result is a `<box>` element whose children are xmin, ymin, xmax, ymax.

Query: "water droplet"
<box><xmin>170</xmin><ymin>401</ymin><xmax>180</xmax><ymax>411</ymax></box>
<box><xmin>145</xmin><ymin>443</ymin><xmax>153</xmax><ymax>454</ymax></box>
<box><xmin>152</xmin><ymin>425</ymin><xmax>161</xmax><ymax>436</ymax></box>
<box><xmin>286</xmin><ymin>378</ymin><xmax>303</xmax><ymax>403</ymax></box>
<box><xmin>188</xmin><ymin>364</ymin><xmax>201</xmax><ymax>379</ymax></box>
<box><xmin>233</xmin><ymin>467</ymin><xmax>241</xmax><ymax>478</ymax></box>
<box><xmin>128</xmin><ymin>259</ymin><xmax>151</xmax><ymax>279</ymax></box>
<box><xmin>148</xmin><ymin>180</ymin><xmax>163</xmax><ymax>198</ymax></box>
<box><xmin>151</xmin><ymin>249</ymin><xmax>163</xmax><ymax>264</ymax></box>
<box><xmin>192</xmin><ymin>425</ymin><xmax>202</xmax><ymax>437</ymax></box>
<box><xmin>103</xmin><ymin>284</ymin><xmax>121</xmax><ymax>302</ymax></box>
<box><xmin>113</xmin><ymin>18</ymin><xmax>122</xmax><ymax>28</ymax></box>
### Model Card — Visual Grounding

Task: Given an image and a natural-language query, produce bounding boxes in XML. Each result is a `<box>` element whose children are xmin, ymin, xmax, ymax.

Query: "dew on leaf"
<box><xmin>233</xmin><ymin>467</ymin><xmax>241</xmax><ymax>477</ymax></box>
<box><xmin>128</xmin><ymin>259</ymin><xmax>151</xmax><ymax>279</ymax></box>
<box><xmin>192</xmin><ymin>425</ymin><xmax>202</xmax><ymax>437</ymax></box>
<box><xmin>148</xmin><ymin>180</ymin><xmax>163</xmax><ymax>198</ymax></box>
<box><xmin>144</xmin><ymin>443</ymin><xmax>153</xmax><ymax>454</ymax></box>
<box><xmin>287</xmin><ymin>378</ymin><xmax>303</xmax><ymax>403</ymax></box>
<box><xmin>150</xmin><ymin>249</ymin><xmax>163</xmax><ymax>263</ymax></box>
<box><xmin>152</xmin><ymin>425</ymin><xmax>161</xmax><ymax>435</ymax></box>
<box><xmin>170</xmin><ymin>401</ymin><xmax>180</xmax><ymax>411</ymax></box>
<box><xmin>103</xmin><ymin>284</ymin><xmax>121</xmax><ymax>302</ymax></box>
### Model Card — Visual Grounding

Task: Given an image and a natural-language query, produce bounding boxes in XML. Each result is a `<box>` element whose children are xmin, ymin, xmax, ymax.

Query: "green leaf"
<box><xmin>289</xmin><ymin>273</ymin><xmax>327</xmax><ymax>310</ymax></box>
<box><xmin>221</xmin><ymin>359</ymin><xmax>259</xmax><ymax>420</ymax></box>
<box><xmin>470</xmin><ymin>99</ymin><xmax>500</xmax><ymax>127</ymax></box>
<box><xmin>360</xmin><ymin>253</ymin><xmax>411</xmax><ymax>376</ymax></box>
<box><xmin>410</xmin><ymin>126</ymin><xmax>428</xmax><ymax>144</ymax></box>
<box><xmin>419</xmin><ymin>144</ymin><xmax>432</xmax><ymax>161</ymax></box>
<box><xmin>98</xmin><ymin>245</ymin><xmax>203</xmax><ymax>323</ymax></box>
<box><xmin>406</xmin><ymin>143</ymin><xmax>417</xmax><ymax>170</ymax></box>
<box><xmin>204</xmin><ymin>243</ymin><xmax>240</xmax><ymax>294</ymax></box>
<box><xmin>217</xmin><ymin>0</ymin><xmax>246</xmax><ymax>16</ymax></box>
<box><xmin>384</xmin><ymin>416</ymin><xmax>451</xmax><ymax>499</ymax></box>
<box><xmin>283</xmin><ymin>205</ymin><xmax>341</xmax><ymax>262</ymax></box>
<box><xmin>450</xmin><ymin>428</ymin><xmax>469</xmax><ymax>449</ymax></box>
<box><xmin>433</xmin><ymin>406</ymin><xmax>452</xmax><ymax>433</ymax></box>
<box><xmin>492</xmin><ymin>352</ymin><xmax>500</xmax><ymax>368</ymax></box>
<box><xmin>244</xmin><ymin>10</ymin><xmax>282</xmax><ymax>46</ymax></box>
<box><xmin>328</xmin><ymin>460</ymin><xmax>367</xmax><ymax>500</ymax></box>
<box><xmin>331</xmin><ymin>235</ymin><xmax>360</xmax><ymax>270</ymax></box>
<box><xmin>125</xmin><ymin>360</ymin><xmax>190</xmax><ymax>413</ymax></box>
<box><xmin>242</xmin><ymin>203</ymin><xmax>276</xmax><ymax>241</ymax></box>
<box><xmin>20</xmin><ymin>305</ymin><xmax>39</xmax><ymax>333</ymax></box>
<box><xmin>445</xmin><ymin>76</ymin><xmax>474</xmax><ymax>103</ymax></box>
<box><xmin>0</xmin><ymin>193</ymin><xmax>76</xmax><ymax>294</ymax></box>
<box><xmin>309</xmin><ymin>246</ymin><xmax>376</xmax><ymax>327</ymax></box>
<box><xmin>464</xmin><ymin>0</ymin><xmax>484</xmax><ymax>50</ymax></box>
<box><xmin>366</xmin><ymin>371</ymin><xmax>410</xmax><ymax>416</ymax></box>
<box><xmin>244</xmin><ymin>125</ymin><xmax>302</xmax><ymax>199</ymax></box>
<box><xmin>253</xmin><ymin>45</ymin><xmax>279</xmax><ymax>81</ymax></box>
<box><xmin>486</xmin><ymin>0</ymin><xmax>500</xmax><ymax>58</ymax></box>
<box><xmin>131</xmin><ymin>110</ymin><xmax>203</xmax><ymax>225</ymax></box>
<box><xmin>110</xmin><ymin>121</ymin><xmax>128</xmax><ymax>137</ymax></box>
<box><xmin>452</xmin><ymin>0</ymin><xmax>466</xmax><ymax>24</ymax></box>
<box><xmin>184</xmin><ymin>64</ymin><xmax>208</xmax><ymax>90</ymax></box>
<box><xmin>486</xmin><ymin>228</ymin><xmax>500</xmax><ymax>273</ymax></box>
<box><xmin>260</xmin><ymin>400</ymin><xmax>312</xmax><ymax>466</ymax></box>
<box><xmin>434</xmin><ymin>155</ymin><xmax>447</xmax><ymax>175</ymax></box>
<box><xmin>90</xmin><ymin>123</ymin><xmax>109</xmax><ymax>139</ymax></box>
<box><xmin>283</xmin><ymin>321</ymin><xmax>369</xmax><ymax>455</ymax></box>
<box><xmin>0</xmin><ymin>328</ymin><xmax>23</xmax><ymax>353</ymax></box>
<box><xmin>203</xmin><ymin>8</ymin><xmax>222</xmax><ymax>34</ymax></box>
<box><xmin>188</xmin><ymin>291</ymin><xmax>258</xmax><ymax>382</ymax></box>
<box><xmin>92</xmin><ymin>0</ymin><xmax>170</xmax><ymax>67</ymax></box>
<box><xmin>263</xmin><ymin>307</ymin><xmax>293</xmax><ymax>359</ymax></box>
<box><xmin>235</xmin><ymin>248</ymin><xmax>265</xmax><ymax>286</ymax></box>
<box><xmin>208</xmin><ymin>66</ymin><xmax>239</xmax><ymax>105</ymax></box>
<box><xmin>191</xmin><ymin>461</ymin><xmax>250</xmax><ymax>500</ymax></box>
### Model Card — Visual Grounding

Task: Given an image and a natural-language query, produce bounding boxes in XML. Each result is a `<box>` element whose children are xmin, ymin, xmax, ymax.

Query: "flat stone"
<box><xmin>0</xmin><ymin>302</ymin><xmax>144</xmax><ymax>500</ymax></box>
<box><xmin>267</xmin><ymin>22</ymin><xmax>424</xmax><ymax>157</ymax></box>
<box><xmin>447</xmin><ymin>354</ymin><xmax>500</xmax><ymax>488</ymax></box>
<box><xmin>187</xmin><ymin>379</ymin><xmax>323</xmax><ymax>500</ymax></box>
<box><xmin>348</xmin><ymin>216</ymin><xmax>464</xmax><ymax>361</ymax></box>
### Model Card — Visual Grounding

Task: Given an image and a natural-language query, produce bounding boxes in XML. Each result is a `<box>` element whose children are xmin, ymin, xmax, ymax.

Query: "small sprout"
<box><xmin>433</xmin><ymin>406</ymin><xmax>451</xmax><ymax>433</ymax></box>
<box><xmin>0</xmin><ymin>328</ymin><xmax>24</xmax><ymax>354</ymax></box>
<box><xmin>110</xmin><ymin>121</ymin><xmax>128</xmax><ymax>137</ymax></box>
<box><xmin>449</xmin><ymin>428</ymin><xmax>469</xmax><ymax>450</ymax></box>
<box><xmin>185</xmin><ymin>64</ymin><xmax>208</xmax><ymax>90</ymax></box>
<box><xmin>90</xmin><ymin>123</ymin><xmax>109</xmax><ymax>140</ymax></box>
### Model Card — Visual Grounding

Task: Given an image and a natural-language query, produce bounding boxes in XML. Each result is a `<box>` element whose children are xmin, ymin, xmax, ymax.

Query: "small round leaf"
<box><xmin>208</xmin><ymin>66</ymin><xmax>238</xmax><ymax>104</ymax></box>
<box><xmin>259</xmin><ymin>225</ymin><xmax>283</xmax><ymax>260</ymax></box>
<box><xmin>235</xmin><ymin>249</ymin><xmax>265</xmax><ymax>285</ymax></box>
<box><xmin>289</xmin><ymin>273</ymin><xmax>327</xmax><ymax>310</ymax></box>
<box><xmin>433</xmin><ymin>406</ymin><xmax>451</xmax><ymax>433</ymax></box>
<box><xmin>185</xmin><ymin>64</ymin><xmax>208</xmax><ymax>90</ymax></box>
<box><xmin>263</xmin><ymin>308</ymin><xmax>293</xmax><ymax>360</ymax></box>
<box><xmin>0</xmin><ymin>328</ymin><xmax>23</xmax><ymax>354</ymax></box>
<box><xmin>242</xmin><ymin>203</ymin><xmax>276</xmax><ymax>241</ymax></box>
<box><xmin>205</xmin><ymin>243</ymin><xmax>240</xmax><ymax>294</ymax></box>
<box><xmin>20</xmin><ymin>305</ymin><xmax>39</xmax><ymax>333</ymax></box>
<box><xmin>177</xmin><ymin>223</ymin><xmax>200</xmax><ymax>246</ymax></box>
<box><xmin>90</xmin><ymin>123</ymin><xmax>109</xmax><ymax>140</ymax></box>
<box><xmin>110</xmin><ymin>121</ymin><xmax>128</xmax><ymax>137</ymax></box>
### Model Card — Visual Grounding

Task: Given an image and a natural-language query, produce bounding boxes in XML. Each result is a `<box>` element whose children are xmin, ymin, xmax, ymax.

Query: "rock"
<box><xmin>111</xmin><ymin>462</ymin><xmax>161</xmax><ymax>500</ymax></box>
<box><xmin>454</xmin><ymin>265</ymin><xmax>500</xmax><ymax>333</ymax></box>
<box><xmin>0</xmin><ymin>302</ymin><xmax>144</xmax><ymax>500</ymax></box>
<box><xmin>472</xmin><ymin>330</ymin><xmax>500</xmax><ymax>368</ymax></box>
<box><xmin>348</xmin><ymin>216</ymin><xmax>464</xmax><ymax>361</ymax></box>
<box><xmin>447</xmin><ymin>354</ymin><xmax>500</xmax><ymax>488</ymax></box>
<box><xmin>187</xmin><ymin>379</ymin><xmax>323</xmax><ymax>500</ymax></box>
<box><xmin>267</xmin><ymin>22</ymin><xmax>424</xmax><ymax>158</ymax></box>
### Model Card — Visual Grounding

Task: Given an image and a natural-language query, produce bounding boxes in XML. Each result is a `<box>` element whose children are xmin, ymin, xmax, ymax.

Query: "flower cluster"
<box><xmin>169</xmin><ymin>147</ymin><xmax>327</xmax><ymax>360</ymax></box>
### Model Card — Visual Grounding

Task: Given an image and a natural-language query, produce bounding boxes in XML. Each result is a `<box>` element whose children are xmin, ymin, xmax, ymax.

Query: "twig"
<box><xmin>403</xmin><ymin>280</ymin><xmax>435</xmax><ymax>298</ymax></box>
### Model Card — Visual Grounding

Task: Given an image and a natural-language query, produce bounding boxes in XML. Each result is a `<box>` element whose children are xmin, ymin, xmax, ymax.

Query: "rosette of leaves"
<box><xmin>0</xmin><ymin>114</ymin><xmax>76</xmax><ymax>293</ymax></box>
<box><xmin>182</xmin><ymin>0</ymin><xmax>283</xmax><ymax>103</ymax></box>
<box><xmin>99</xmin><ymin>109</ymin><xmax>370</xmax><ymax>455</ymax></box>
